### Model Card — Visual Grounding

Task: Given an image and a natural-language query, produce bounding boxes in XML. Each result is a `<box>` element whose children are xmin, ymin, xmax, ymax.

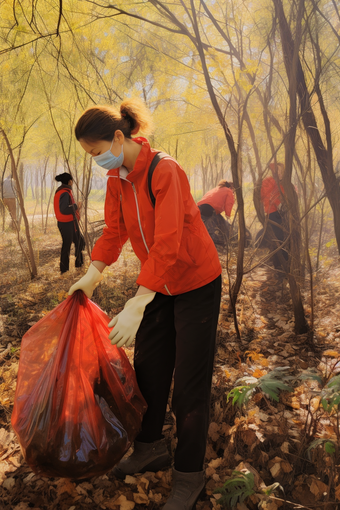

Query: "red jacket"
<box><xmin>91</xmin><ymin>138</ymin><xmax>221</xmax><ymax>296</ymax></box>
<box><xmin>261</xmin><ymin>177</ymin><xmax>284</xmax><ymax>214</ymax></box>
<box><xmin>197</xmin><ymin>186</ymin><xmax>235</xmax><ymax>217</ymax></box>
<box><xmin>54</xmin><ymin>187</ymin><xmax>80</xmax><ymax>222</ymax></box>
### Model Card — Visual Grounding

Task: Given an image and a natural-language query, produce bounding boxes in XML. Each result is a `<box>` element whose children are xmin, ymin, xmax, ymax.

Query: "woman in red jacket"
<box><xmin>260</xmin><ymin>162</ymin><xmax>288</xmax><ymax>269</ymax></box>
<box><xmin>198</xmin><ymin>180</ymin><xmax>235</xmax><ymax>219</ymax></box>
<box><xmin>69</xmin><ymin>98</ymin><xmax>221</xmax><ymax>510</ymax></box>
<box><xmin>54</xmin><ymin>172</ymin><xmax>84</xmax><ymax>274</ymax></box>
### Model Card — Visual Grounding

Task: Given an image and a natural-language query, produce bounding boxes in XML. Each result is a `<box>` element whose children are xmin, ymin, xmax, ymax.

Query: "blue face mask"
<box><xmin>93</xmin><ymin>140</ymin><xmax>124</xmax><ymax>170</ymax></box>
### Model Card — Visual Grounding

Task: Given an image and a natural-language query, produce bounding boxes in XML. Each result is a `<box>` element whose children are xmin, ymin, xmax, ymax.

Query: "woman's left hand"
<box><xmin>109</xmin><ymin>291</ymin><xmax>156</xmax><ymax>347</ymax></box>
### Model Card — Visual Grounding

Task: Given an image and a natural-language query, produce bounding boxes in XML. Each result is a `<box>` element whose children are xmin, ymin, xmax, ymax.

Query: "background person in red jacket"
<box><xmin>68</xmin><ymin>98</ymin><xmax>222</xmax><ymax>510</ymax></box>
<box><xmin>198</xmin><ymin>180</ymin><xmax>235</xmax><ymax>219</ymax></box>
<box><xmin>197</xmin><ymin>180</ymin><xmax>235</xmax><ymax>247</ymax></box>
<box><xmin>54</xmin><ymin>172</ymin><xmax>84</xmax><ymax>274</ymax></box>
<box><xmin>260</xmin><ymin>162</ymin><xmax>288</xmax><ymax>270</ymax></box>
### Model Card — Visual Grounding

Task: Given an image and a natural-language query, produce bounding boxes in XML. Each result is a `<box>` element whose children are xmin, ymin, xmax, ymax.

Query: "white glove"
<box><xmin>68</xmin><ymin>264</ymin><xmax>103</xmax><ymax>298</ymax></box>
<box><xmin>109</xmin><ymin>292</ymin><xmax>156</xmax><ymax>348</ymax></box>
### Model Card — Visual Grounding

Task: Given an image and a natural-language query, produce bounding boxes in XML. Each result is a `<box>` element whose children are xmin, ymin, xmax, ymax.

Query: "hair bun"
<box><xmin>55</xmin><ymin>172</ymin><xmax>73</xmax><ymax>185</ymax></box>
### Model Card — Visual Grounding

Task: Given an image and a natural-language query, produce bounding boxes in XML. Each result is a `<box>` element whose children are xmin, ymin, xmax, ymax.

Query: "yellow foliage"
<box><xmin>252</xmin><ymin>368</ymin><xmax>267</xmax><ymax>378</ymax></box>
<box><xmin>245</xmin><ymin>351</ymin><xmax>269</xmax><ymax>367</ymax></box>
<box><xmin>323</xmin><ymin>350</ymin><xmax>340</xmax><ymax>358</ymax></box>
<box><xmin>58</xmin><ymin>291</ymin><xmax>68</xmax><ymax>302</ymax></box>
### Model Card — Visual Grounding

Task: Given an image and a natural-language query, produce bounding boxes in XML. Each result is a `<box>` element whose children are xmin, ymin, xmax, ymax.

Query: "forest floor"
<box><xmin>1</xmin><ymin>227</ymin><xmax>340</xmax><ymax>510</ymax></box>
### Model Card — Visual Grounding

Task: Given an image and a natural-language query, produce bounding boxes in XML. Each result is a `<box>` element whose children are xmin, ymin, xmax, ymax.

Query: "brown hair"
<box><xmin>218</xmin><ymin>180</ymin><xmax>234</xmax><ymax>189</ymax></box>
<box><xmin>75</xmin><ymin>98</ymin><xmax>154</xmax><ymax>142</ymax></box>
<box><xmin>269</xmin><ymin>162</ymin><xmax>285</xmax><ymax>172</ymax></box>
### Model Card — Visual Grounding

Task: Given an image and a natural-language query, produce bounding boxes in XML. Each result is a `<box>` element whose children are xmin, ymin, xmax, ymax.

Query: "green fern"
<box><xmin>307</xmin><ymin>438</ymin><xmax>336</xmax><ymax>458</ymax></box>
<box><xmin>298</xmin><ymin>369</ymin><xmax>323</xmax><ymax>385</ymax></box>
<box><xmin>298</xmin><ymin>370</ymin><xmax>340</xmax><ymax>414</ymax></box>
<box><xmin>227</xmin><ymin>367</ymin><xmax>294</xmax><ymax>407</ymax></box>
<box><xmin>321</xmin><ymin>374</ymin><xmax>340</xmax><ymax>413</ymax></box>
<box><xmin>227</xmin><ymin>383</ymin><xmax>257</xmax><ymax>406</ymax></box>
<box><xmin>214</xmin><ymin>471</ymin><xmax>255</xmax><ymax>509</ymax></box>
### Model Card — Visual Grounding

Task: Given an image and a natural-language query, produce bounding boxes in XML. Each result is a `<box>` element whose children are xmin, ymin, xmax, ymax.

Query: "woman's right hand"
<box><xmin>68</xmin><ymin>263</ymin><xmax>104</xmax><ymax>298</ymax></box>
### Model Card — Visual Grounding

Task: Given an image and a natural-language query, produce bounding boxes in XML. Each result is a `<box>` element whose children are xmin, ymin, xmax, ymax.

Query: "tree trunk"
<box><xmin>274</xmin><ymin>0</ymin><xmax>340</xmax><ymax>255</ymax></box>
<box><xmin>274</xmin><ymin>0</ymin><xmax>308</xmax><ymax>334</ymax></box>
<box><xmin>0</xmin><ymin>128</ymin><xmax>37</xmax><ymax>278</ymax></box>
<box><xmin>190</xmin><ymin>0</ymin><xmax>245</xmax><ymax>338</ymax></box>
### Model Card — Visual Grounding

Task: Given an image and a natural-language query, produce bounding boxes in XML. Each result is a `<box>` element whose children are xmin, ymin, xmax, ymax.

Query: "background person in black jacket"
<box><xmin>53</xmin><ymin>172</ymin><xmax>85</xmax><ymax>274</ymax></box>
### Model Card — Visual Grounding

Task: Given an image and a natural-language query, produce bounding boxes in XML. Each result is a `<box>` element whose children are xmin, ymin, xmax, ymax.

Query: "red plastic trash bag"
<box><xmin>11</xmin><ymin>291</ymin><xmax>147</xmax><ymax>479</ymax></box>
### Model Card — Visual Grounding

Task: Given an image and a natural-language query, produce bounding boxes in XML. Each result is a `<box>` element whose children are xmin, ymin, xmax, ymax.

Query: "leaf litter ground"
<box><xmin>1</xmin><ymin>229</ymin><xmax>340</xmax><ymax>510</ymax></box>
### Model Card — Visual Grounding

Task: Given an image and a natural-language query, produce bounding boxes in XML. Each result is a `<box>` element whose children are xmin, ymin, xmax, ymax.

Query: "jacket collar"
<box><xmin>55</xmin><ymin>184</ymin><xmax>72</xmax><ymax>194</ymax></box>
<box><xmin>106</xmin><ymin>137</ymin><xmax>150</xmax><ymax>181</ymax></box>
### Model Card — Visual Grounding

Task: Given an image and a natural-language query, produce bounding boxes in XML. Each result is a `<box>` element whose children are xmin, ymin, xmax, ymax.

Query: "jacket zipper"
<box><xmin>131</xmin><ymin>183</ymin><xmax>149</xmax><ymax>254</ymax></box>
<box><xmin>109</xmin><ymin>173</ymin><xmax>172</xmax><ymax>296</ymax></box>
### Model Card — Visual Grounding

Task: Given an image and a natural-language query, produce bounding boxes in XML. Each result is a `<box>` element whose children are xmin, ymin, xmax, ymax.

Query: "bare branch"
<box><xmin>56</xmin><ymin>0</ymin><xmax>63</xmax><ymax>36</ymax></box>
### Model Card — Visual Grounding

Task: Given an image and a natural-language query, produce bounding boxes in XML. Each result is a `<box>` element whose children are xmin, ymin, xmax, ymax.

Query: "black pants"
<box><xmin>268</xmin><ymin>211</ymin><xmax>288</xmax><ymax>269</ymax></box>
<box><xmin>134</xmin><ymin>275</ymin><xmax>221</xmax><ymax>472</ymax></box>
<box><xmin>199</xmin><ymin>208</ymin><xmax>229</xmax><ymax>247</ymax></box>
<box><xmin>198</xmin><ymin>203</ymin><xmax>214</xmax><ymax>218</ymax></box>
<box><xmin>57</xmin><ymin>221</ymin><xmax>84</xmax><ymax>273</ymax></box>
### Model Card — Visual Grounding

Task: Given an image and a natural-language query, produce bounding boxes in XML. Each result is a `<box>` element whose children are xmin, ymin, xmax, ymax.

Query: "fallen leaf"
<box><xmin>335</xmin><ymin>483</ymin><xmax>340</xmax><ymax>501</ymax></box>
<box><xmin>140</xmin><ymin>476</ymin><xmax>150</xmax><ymax>490</ymax></box>
<box><xmin>0</xmin><ymin>428</ymin><xmax>14</xmax><ymax>450</ymax></box>
<box><xmin>309</xmin><ymin>478</ymin><xmax>328</xmax><ymax>500</ymax></box>
<box><xmin>208</xmin><ymin>422</ymin><xmax>220</xmax><ymax>442</ymax></box>
<box><xmin>133</xmin><ymin>492</ymin><xmax>149</xmax><ymax>505</ymax></box>
<box><xmin>3</xmin><ymin>476</ymin><xmax>15</xmax><ymax>490</ymax></box>
<box><xmin>124</xmin><ymin>475</ymin><xmax>137</xmax><ymax>485</ymax></box>
<box><xmin>280</xmin><ymin>442</ymin><xmax>290</xmax><ymax>454</ymax></box>
<box><xmin>115</xmin><ymin>495</ymin><xmax>135</xmax><ymax>510</ymax></box>
<box><xmin>23</xmin><ymin>472</ymin><xmax>36</xmax><ymax>484</ymax></box>
<box><xmin>76</xmin><ymin>485</ymin><xmax>88</xmax><ymax>496</ymax></box>
<box><xmin>148</xmin><ymin>490</ymin><xmax>163</xmax><ymax>503</ymax></box>
<box><xmin>206</xmin><ymin>466</ymin><xmax>216</xmax><ymax>478</ymax></box>
<box><xmin>208</xmin><ymin>458</ymin><xmax>222</xmax><ymax>469</ymax></box>
<box><xmin>268</xmin><ymin>457</ymin><xmax>283</xmax><ymax>478</ymax></box>
<box><xmin>281</xmin><ymin>460</ymin><xmax>293</xmax><ymax>473</ymax></box>
<box><xmin>205</xmin><ymin>443</ymin><xmax>218</xmax><ymax>461</ymax></box>
<box><xmin>56</xmin><ymin>479</ymin><xmax>77</xmax><ymax>496</ymax></box>
<box><xmin>323</xmin><ymin>350</ymin><xmax>340</xmax><ymax>357</ymax></box>
<box><xmin>252</xmin><ymin>368</ymin><xmax>267</xmax><ymax>378</ymax></box>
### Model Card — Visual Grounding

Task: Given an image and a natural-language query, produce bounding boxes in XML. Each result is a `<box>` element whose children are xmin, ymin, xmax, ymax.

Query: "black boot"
<box><xmin>113</xmin><ymin>438</ymin><xmax>171</xmax><ymax>479</ymax></box>
<box><xmin>163</xmin><ymin>469</ymin><xmax>205</xmax><ymax>509</ymax></box>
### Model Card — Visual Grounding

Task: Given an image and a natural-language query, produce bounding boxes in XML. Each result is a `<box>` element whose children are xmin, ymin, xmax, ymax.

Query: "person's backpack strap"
<box><xmin>148</xmin><ymin>152</ymin><xmax>168</xmax><ymax>207</ymax></box>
